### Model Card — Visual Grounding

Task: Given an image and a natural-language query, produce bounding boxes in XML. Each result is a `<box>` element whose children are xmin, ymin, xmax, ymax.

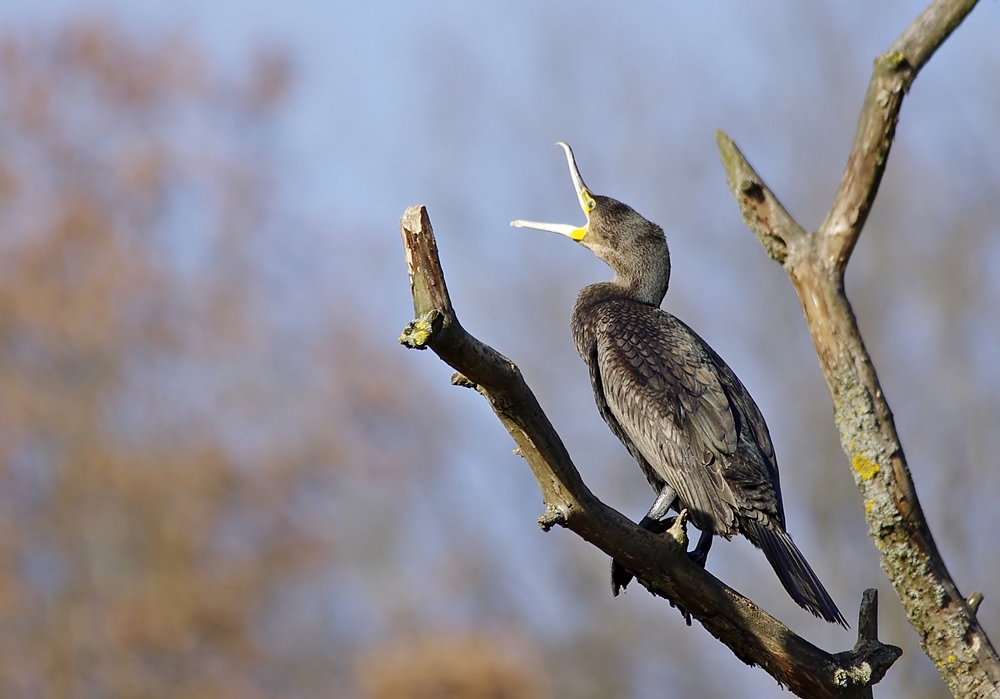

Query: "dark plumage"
<box><xmin>512</xmin><ymin>143</ymin><xmax>845</xmax><ymax>626</ymax></box>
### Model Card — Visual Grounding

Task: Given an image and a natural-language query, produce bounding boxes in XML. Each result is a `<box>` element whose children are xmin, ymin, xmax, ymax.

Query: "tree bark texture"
<box><xmin>715</xmin><ymin>1</ymin><xmax>999</xmax><ymax>696</ymax></box>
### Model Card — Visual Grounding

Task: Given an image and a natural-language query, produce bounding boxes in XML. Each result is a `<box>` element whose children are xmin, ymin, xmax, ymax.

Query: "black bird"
<box><xmin>512</xmin><ymin>143</ymin><xmax>845</xmax><ymax>626</ymax></box>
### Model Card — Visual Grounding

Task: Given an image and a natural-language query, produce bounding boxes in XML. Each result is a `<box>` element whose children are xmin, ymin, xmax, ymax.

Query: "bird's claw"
<box><xmin>610</xmin><ymin>515</ymin><xmax>679</xmax><ymax>596</ymax></box>
<box><xmin>688</xmin><ymin>548</ymin><xmax>708</xmax><ymax>568</ymax></box>
<box><xmin>610</xmin><ymin>559</ymin><xmax>634</xmax><ymax>596</ymax></box>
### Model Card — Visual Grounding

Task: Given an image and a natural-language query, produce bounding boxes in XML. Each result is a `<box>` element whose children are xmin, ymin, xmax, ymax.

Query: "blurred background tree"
<box><xmin>0</xmin><ymin>20</ymin><xmax>461</xmax><ymax>698</ymax></box>
<box><xmin>0</xmin><ymin>2</ymin><xmax>997</xmax><ymax>698</ymax></box>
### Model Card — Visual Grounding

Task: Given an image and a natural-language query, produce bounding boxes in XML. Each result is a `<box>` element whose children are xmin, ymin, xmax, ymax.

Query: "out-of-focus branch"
<box><xmin>399</xmin><ymin>205</ymin><xmax>899</xmax><ymax>698</ymax></box>
<box><xmin>717</xmin><ymin>2</ymin><xmax>1000</xmax><ymax>696</ymax></box>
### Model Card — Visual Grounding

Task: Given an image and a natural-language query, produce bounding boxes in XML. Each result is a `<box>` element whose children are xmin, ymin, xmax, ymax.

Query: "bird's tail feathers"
<box><xmin>742</xmin><ymin>519</ymin><xmax>847</xmax><ymax>628</ymax></box>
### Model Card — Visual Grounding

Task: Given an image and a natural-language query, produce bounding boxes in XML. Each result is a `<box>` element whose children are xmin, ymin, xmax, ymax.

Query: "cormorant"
<box><xmin>511</xmin><ymin>143</ymin><xmax>845</xmax><ymax>626</ymax></box>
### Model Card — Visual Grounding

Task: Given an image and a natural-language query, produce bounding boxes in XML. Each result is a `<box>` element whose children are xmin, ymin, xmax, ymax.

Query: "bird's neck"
<box><xmin>610</xmin><ymin>268</ymin><xmax>668</xmax><ymax>306</ymax></box>
<box><xmin>575</xmin><ymin>276</ymin><xmax>666</xmax><ymax>314</ymax></box>
<box><xmin>587</xmin><ymin>231</ymin><xmax>671</xmax><ymax>306</ymax></box>
<box><xmin>602</xmin><ymin>241</ymin><xmax>670</xmax><ymax>306</ymax></box>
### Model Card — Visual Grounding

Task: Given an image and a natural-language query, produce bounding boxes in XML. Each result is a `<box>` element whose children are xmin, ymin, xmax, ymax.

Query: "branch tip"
<box><xmin>858</xmin><ymin>588</ymin><xmax>879</xmax><ymax>643</ymax></box>
<box><xmin>450</xmin><ymin>371</ymin><xmax>477</xmax><ymax>389</ymax></box>
<box><xmin>538</xmin><ymin>504</ymin><xmax>568</xmax><ymax>531</ymax></box>
<box><xmin>399</xmin><ymin>309</ymin><xmax>446</xmax><ymax>350</ymax></box>
<box><xmin>400</xmin><ymin>204</ymin><xmax>429</xmax><ymax>232</ymax></box>
<box><xmin>399</xmin><ymin>205</ymin><xmax>455</xmax><ymax>318</ymax></box>
<box><xmin>715</xmin><ymin>131</ymin><xmax>803</xmax><ymax>264</ymax></box>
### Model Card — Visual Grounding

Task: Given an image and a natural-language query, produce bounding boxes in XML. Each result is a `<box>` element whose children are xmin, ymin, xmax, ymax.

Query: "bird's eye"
<box><xmin>587</xmin><ymin>198</ymin><xmax>596</xmax><ymax>211</ymax></box>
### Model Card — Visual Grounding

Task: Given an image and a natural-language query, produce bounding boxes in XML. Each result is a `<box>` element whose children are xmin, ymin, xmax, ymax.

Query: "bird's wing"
<box><xmin>594</xmin><ymin>301</ymin><xmax>739</xmax><ymax>533</ymax></box>
<box><xmin>698</xmin><ymin>334</ymin><xmax>784</xmax><ymax>521</ymax></box>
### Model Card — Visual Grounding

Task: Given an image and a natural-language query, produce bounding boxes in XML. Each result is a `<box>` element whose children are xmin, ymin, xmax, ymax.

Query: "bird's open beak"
<box><xmin>511</xmin><ymin>142</ymin><xmax>593</xmax><ymax>242</ymax></box>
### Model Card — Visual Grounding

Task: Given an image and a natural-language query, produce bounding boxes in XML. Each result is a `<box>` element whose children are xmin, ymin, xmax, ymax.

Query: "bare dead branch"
<box><xmin>717</xmin><ymin>2</ymin><xmax>1000</xmax><ymax>696</ymax></box>
<box><xmin>399</xmin><ymin>205</ymin><xmax>900</xmax><ymax>698</ymax></box>
<box><xmin>890</xmin><ymin>0</ymin><xmax>981</xmax><ymax>71</ymax></box>
<box><xmin>716</xmin><ymin>133</ymin><xmax>809</xmax><ymax>268</ymax></box>
<box><xmin>817</xmin><ymin>0</ymin><xmax>980</xmax><ymax>273</ymax></box>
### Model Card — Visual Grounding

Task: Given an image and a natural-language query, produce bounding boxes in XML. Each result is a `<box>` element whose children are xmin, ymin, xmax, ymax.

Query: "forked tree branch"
<box><xmin>816</xmin><ymin>0</ymin><xmax>980</xmax><ymax>272</ymax></box>
<box><xmin>399</xmin><ymin>205</ymin><xmax>899</xmax><ymax>698</ymax></box>
<box><xmin>716</xmin><ymin>0</ymin><xmax>999</xmax><ymax>696</ymax></box>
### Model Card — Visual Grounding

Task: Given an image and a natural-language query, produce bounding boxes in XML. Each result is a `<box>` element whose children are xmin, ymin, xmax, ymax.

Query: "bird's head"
<box><xmin>511</xmin><ymin>142</ymin><xmax>670</xmax><ymax>304</ymax></box>
<box><xmin>511</xmin><ymin>142</ymin><xmax>594</xmax><ymax>243</ymax></box>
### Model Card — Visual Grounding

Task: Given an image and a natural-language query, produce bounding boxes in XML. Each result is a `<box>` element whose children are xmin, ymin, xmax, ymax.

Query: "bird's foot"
<box><xmin>610</xmin><ymin>559</ymin><xmax>633</xmax><ymax>597</ymax></box>
<box><xmin>639</xmin><ymin>515</ymin><xmax>676</xmax><ymax>535</ymax></box>
<box><xmin>687</xmin><ymin>548</ymin><xmax>708</xmax><ymax>568</ymax></box>
<box><xmin>667</xmin><ymin>598</ymin><xmax>693</xmax><ymax>626</ymax></box>
<box><xmin>610</xmin><ymin>515</ymin><xmax>678</xmax><ymax>596</ymax></box>
<box><xmin>687</xmin><ymin>527</ymin><xmax>713</xmax><ymax>569</ymax></box>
